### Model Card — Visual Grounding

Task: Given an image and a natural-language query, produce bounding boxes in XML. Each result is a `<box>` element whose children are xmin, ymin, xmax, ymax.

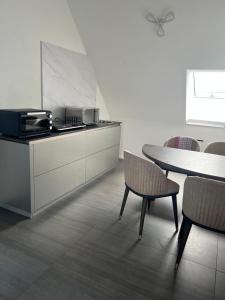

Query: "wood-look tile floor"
<box><xmin>0</xmin><ymin>161</ymin><xmax>224</xmax><ymax>300</ymax></box>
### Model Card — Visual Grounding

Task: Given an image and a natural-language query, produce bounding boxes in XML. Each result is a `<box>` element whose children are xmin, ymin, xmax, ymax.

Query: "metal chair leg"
<box><xmin>178</xmin><ymin>216</ymin><xmax>186</xmax><ymax>241</ymax></box>
<box><xmin>172</xmin><ymin>194</ymin><xmax>178</xmax><ymax>232</ymax></box>
<box><xmin>139</xmin><ymin>197</ymin><xmax>148</xmax><ymax>239</ymax></box>
<box><xmin>119</xmin><ymin>186</ymin><xmax>129</xmax><ymax>219</ymax></box>
<box><xmin>147</xmin><ymin>198</ymin><xmax>151</xmax><ymax>211</ymax></box>
<box><xmin>175</xmin><ymin>216</ymin><xmax>192</xmax><ymax>269</ymax></box>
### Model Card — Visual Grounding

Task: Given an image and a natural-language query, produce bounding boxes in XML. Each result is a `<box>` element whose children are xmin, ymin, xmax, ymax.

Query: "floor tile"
<box><xmin>214</xmin><ymin>271</ymin><xmax>225</xmax><ymax>300</ymax></box>
<box><xmin>17</xmin><ymin>263</ymin><xmax>149</xmax><ymax>300</ymax></box>
<box><xmin>217</xmin><ymin>235</ymin><xmax>225</xmax><ymax>272</ymax></box>
<box><xmin>55</xmin><ymin>240</ymin><xmax>216</xmax><ymax>300</ymax></box>
<box><xmin>18</xmin><ymin>213</ymin><xmax>92</xmax><ymax>247</ymax></box>
<box><xmin>0</xmin><ymin>242</ymin><xmax>48</xmax><ymax>299</ymax></box>
<box><xmin>0</xmin><ymin>224</ymin><xmax>68</xmax><ymax>264</ymax></box>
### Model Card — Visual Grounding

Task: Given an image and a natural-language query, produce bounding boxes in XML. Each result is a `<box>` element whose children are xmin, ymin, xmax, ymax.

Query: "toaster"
<box><xmin>65</xmin><ymin>107</ymin><xmax>99</xmax><ymax>125</ymax></box>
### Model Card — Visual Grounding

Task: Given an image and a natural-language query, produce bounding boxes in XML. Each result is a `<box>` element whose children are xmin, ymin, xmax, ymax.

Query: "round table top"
<box><xmin>142</xmin><ymin>144</ymin><xmax>225</xmax><ymax>182</ymax></box>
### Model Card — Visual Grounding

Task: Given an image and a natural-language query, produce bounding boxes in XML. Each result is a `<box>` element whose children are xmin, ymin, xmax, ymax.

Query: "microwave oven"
<box><xmin>0</xmin><ymin>109</ymin><xmax>52</xmax><ymax>138</ymax></box>
<box><xmin>65</xmin><ymin>107</ymin><xmax>99</xmax><ymax>125</ymax></box>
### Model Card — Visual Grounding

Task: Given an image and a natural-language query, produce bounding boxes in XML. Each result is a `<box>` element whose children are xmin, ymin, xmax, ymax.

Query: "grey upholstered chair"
<box><xmin>164</xmin><ymin>136</ymin><xmax>200</xmax><ymax>151</ymax></box>
<box><xmin>176</xmin><ymin>176</ymin><xmax>225</xmax><ymax>268</ymax></box>
<box><xmin>204</xmin><ymin>142</ymin><xmax>225</xmax><ymax>156</ymax></box>
<box><xmin>119</xmin><ymin>151</ymin><xmax>180</xmax><ymax>239</ymax></box>
<box><xmin>164</xmin><ymin>136</ymin><xmax>200</xmax><ymax>176</ymax></box>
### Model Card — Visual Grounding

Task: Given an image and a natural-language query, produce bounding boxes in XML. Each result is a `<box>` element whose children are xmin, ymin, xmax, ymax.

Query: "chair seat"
<box><xmin>166</xmin><ymin>179</ymin><xmax>180</xmax><ymax>195</ymax></box>
<box><xmin>128</xmin><ymin>178</ymin><xmax>179</xmax><ymax>198</ymax></box>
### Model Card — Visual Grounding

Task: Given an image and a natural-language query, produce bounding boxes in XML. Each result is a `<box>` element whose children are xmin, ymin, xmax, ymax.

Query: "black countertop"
<box><xmin>0</xmin><ymin>121</ymin><xmax>121</xmax><ymax>145</ymax></box>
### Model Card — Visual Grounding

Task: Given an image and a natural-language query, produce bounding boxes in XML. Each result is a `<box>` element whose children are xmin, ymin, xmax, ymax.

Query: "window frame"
<box><xmin>186</xmin><ymin>69</ymin><xmax>225</xmax><ymax>128</ymax></box>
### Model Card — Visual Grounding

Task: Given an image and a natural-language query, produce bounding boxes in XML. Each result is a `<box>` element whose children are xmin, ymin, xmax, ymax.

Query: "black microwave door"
<box><xmin>20</xmin><ymin>115</ymin><xmax>49</xmax><ymax>132</ymax></box>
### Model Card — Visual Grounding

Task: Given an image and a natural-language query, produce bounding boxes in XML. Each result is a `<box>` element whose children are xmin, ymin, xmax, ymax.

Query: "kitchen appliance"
<box><xmin>65</xmin><ymin>107</ymin><xmax>99</xmax><ymax>125</ymax></box>
<box><xmin>52</xmin><ymin>122</ymin><xmax>86</xmax><ymax>132</ymax></box>
<box><xmin>0</xmin><ymin>109</ymin><xmax>52</xmax><ymax>138</ymax></box>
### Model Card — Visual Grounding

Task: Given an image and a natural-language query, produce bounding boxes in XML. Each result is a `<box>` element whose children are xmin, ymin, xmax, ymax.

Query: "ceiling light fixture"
<box><xmin>145</xmin><ymin>11</ymin><xmax>175</xmax><ymax>37</ymax></box>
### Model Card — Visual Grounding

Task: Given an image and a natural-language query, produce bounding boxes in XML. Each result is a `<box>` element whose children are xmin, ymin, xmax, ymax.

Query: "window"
<box><xmin>186</xmin><ymin>70</ymin><xmax>225</xmax><ymax>127</ymax></box>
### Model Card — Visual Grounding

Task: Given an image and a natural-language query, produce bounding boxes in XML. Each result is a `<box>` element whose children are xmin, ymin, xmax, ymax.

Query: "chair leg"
<box><xmin>165</xmin><ymin>170</ymin><xmax>169</xmax><ymax>177</ymax></box>
<box><xmin>147</xmin><ymin>198</ymin><xmax>151</xmax><ymax>211</ymax></box>
<box><xmin>119</xmin><ymin>186</ymin><xmax>129</xmax><ymax>219</ymax></box>
<box><xmin>139</xmin><ymin>197</ymin><xmax>148</xmax><ymax>240</ymax></box>
<box><xmin>178</xmin><ymin>216</ymin><xmax>186</xmax><ymax>241</ymax></box>
<box><xmin>175</xmin><ymin>216</ymin><xmax>192</xmax><ymax>269</ymax></box>
<box><xmin>172</xmin><ymin>194</ymin><xmax>178</xmax><ymax>232</ymax></box>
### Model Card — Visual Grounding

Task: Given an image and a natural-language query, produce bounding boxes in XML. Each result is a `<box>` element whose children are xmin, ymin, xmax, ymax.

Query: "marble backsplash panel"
<box><xmin>41</xmin><ymin>41</ymin><xmax>96</xmax><ymax>121</ymax></box>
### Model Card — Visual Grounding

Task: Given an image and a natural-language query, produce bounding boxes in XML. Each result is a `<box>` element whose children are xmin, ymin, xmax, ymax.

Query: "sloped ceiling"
<box><xmin>68</xmin><ymin>0</ymin><xmax>225</xmax><ymax>152</ymax></box>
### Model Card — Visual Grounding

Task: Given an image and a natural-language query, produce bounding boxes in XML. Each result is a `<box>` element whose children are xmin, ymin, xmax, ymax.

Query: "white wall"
<box><xmin>0</xmin><ymin>0</ymin><xmax>109</xmax><ymax>118</ymax></box>
<box><xmin>68</xmin><ymin>0</ymin><xmax>225</xmax><ymax>156</ymax></box>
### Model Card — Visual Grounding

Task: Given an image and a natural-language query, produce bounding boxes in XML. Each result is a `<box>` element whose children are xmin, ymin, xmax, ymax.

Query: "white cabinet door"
<box><xmin>33</xmin><ymin>133</ymin><xmax>85</xmax><ymax>176</ymax></box>
<box><xmin>34</xmin><ymin>159</ymin><xmax>85</xmax><ymax>210</ymax></box>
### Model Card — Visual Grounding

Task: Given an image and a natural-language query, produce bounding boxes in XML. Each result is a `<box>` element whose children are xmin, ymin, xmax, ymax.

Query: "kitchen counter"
<box><xmin>0</xmin><ymin>121</ymin><xmax>121</xmax><ymax>145</ymax></box>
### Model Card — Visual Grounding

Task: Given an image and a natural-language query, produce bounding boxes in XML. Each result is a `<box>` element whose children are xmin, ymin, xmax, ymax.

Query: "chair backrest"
<box><xmin>164</xmin><ymin>136</ymin><xmax>200</xmax><ymax>152</ymax></box>
<box><xmin>124</xmin><ymin>151</ymin><xmax>168</xmax><ymax>196</ymax></box>
<box><xmin>204</xmin><ymin>142</ymin><xmax>225</xmax><ymax>156</ymax></box>
<box><xmin>182</xmin><ymin>176</ymin><xmax>225</xmax><ymax>232</ymax></box>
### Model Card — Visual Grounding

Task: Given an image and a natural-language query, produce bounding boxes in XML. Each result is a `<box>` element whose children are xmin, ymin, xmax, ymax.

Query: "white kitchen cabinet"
<box><xmin>0</xmin><ymin>124</ymin><xmax>121</xmax><ymax>217</ymax></box>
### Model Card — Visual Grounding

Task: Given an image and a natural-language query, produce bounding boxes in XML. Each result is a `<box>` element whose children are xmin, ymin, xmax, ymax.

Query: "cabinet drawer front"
<box><xmin>85</xmin><ymin>151</ymin><xmax>106</xmax><ymax>181</ymax></box>
<box><xmin>104</xmin><ymin>145</ymin><xmax>120</xmax><ymax>170</ymax></box>
<box><xmin>34</xmin><ymin>159</ymin><xmax>85</xmax><ymax>211</ymax></box>
<box><xmin>34</xmin><ymin>133</ymin><xmax>85</xmax><ymax>176</ymax></box>
<box><xmin>85</xmin><ymin>126</ymin><xmax>121</xmax><ymax>156</ymax></box>
<box><xmin>104</xmin><ymin>126</ymin><xmax>121</xmax><ymax>148</ymax></box>
<box><xmin>85</xmin><ymin>129</ymin><xmax>107</xmax><ymax>156</ymax></box>
<box><xmin>85</xmin><ymin>146</ymin><xmax>120</xmax><ymax>181</ymax></box>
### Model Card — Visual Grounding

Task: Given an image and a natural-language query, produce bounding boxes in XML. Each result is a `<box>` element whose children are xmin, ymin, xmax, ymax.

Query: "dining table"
<box><xmin>142</xmin><ymin>144</ymin><xmax>225</xmax><ymax>182</ymax></box>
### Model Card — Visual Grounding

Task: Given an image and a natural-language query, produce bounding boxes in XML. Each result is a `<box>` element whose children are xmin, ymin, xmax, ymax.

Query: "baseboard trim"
<box><xmin>0</xmin><ymin>204</ymin><xmax>31</xmax><ymax>218</ymax></box>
